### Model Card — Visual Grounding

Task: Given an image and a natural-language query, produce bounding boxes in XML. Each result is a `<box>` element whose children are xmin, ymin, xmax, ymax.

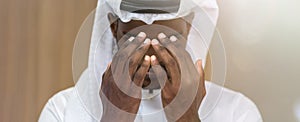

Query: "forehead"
<box><xmin>118</xmin><ymin>18</ymin><xmax>187</xmax><ymax>32</ymax></box>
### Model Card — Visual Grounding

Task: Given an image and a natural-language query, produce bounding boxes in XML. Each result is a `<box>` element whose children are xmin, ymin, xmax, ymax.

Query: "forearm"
<box><xmin>101</xmin><ymin>111</ymin><xmax>136</xmax><ymax>122</ymax></box>
<box><xmin>165</xmin><ymin>110</ymin><xmax>200</xmax><ymax>122</ymax></box>
<box><xmin>176</xmin><ymin>112</ymin><xmax>201</xmax><ymax>122</ymax></box>
<box><xmin>100</xmin><ymin>104</ymin><xmax>138</xmax><ymax>122</ymax></box>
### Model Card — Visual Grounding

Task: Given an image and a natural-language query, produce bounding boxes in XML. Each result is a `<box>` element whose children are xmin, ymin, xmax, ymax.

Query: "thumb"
<box><xmin>103</xmin><ymin>62</ymin><xmax>112</xmax><ymax>75</ymax></box>
<box><xmin>195</xmin><ymin>59</ymin><xmax>205</xmax><ymax>81</ymax></box>
<box><xmin>107</xmin><ymin>62</ymin><xmax>111</xmax><ymax>69</ymax></box>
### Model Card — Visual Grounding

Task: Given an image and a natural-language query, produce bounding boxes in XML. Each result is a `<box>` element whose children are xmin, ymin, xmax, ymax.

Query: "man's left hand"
<box><xmin>150</xmin><ymin>33</ymin><xmax>206</xmax><ymax>122</ymax></box>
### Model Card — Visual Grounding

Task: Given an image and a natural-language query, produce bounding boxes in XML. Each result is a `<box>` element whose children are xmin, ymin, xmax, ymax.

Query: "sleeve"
<box><xmin>234</xmin><ymin>93</ymin><xmax>263</xmax><ymax>122</ymax></box>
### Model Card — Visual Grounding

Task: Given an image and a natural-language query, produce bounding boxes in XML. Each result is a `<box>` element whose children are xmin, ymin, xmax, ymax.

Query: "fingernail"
<box><xmin>145</xmin><ymin>55</ymin><xmax>150</xmax><ymax>61</ymax></box>
<box><xmin>151</xmin><ymin>55</ymin><xmax>156</xmax><ymax>62</ymax></box>
<box><xmin>144</xmin><ymin>38</ymin><xmax>151</xmax><ymax>44</ymax></box>
<box><xmin>151</xmin><ymin>39</ymin><xmax>159</xmax><ymax>45</ymax></box>
<box><xmin>197</xmin><ymin>60</ymin><xmax>202</xmax><ymax>66</ymax></box>
<box><xmin>128</xmin><ymin>37</ymin><xmax>135</xmax><ymax>42</ymax></box>
<box><xmin>158</xmin><ymin>33</ymin><xmax>166</xmax><ymax>39</ymax></box>
<box><xmin>170</xmin><ymin>36</ymin><xmax>177</xmax><ymax>42</ymax></box>
<box><xmin>138</xmin><ymin>32</ymin><xmax>146</xmax><ymax>38</ymax></box>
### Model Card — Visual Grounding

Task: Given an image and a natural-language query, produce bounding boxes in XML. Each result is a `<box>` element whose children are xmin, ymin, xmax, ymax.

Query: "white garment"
<box><xmin>39</xmin><ymin>70</ymin><xmax>262</xmax><ymax>122</ymax></box>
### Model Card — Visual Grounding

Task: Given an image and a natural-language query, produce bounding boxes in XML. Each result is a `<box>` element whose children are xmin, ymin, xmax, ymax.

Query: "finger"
<box><xmin>169</xmin><ymin>35</ymin><xmax>185</xmax><ymax>48</ymax></box>
<box><xmin>158</xmin><ymin>33</ymin><xmax>181</xmax><ymax>53</ymax></box>
<box><xmin>154</xmin><ymin>54</ymin><xmax>178</xmax><ymax>104</ymax></box>
<box><xmin>129</xmin><ymin>38</ymin><xmax>151</xmax><ymax>77</ymax></box>
<box><xmin>113</xmin><ymin>32</ymin><xmax>146</xmax><ymax>65</ymax></box>
<box><xmin>157</xmin><ymin>33</ymin><xmax>190</xmax><ymax>62</ymax></box>
<box><xmin>118</xmin><ymin>36</ymin><xmax>135</xmax><ymax>50</ymax></box>
<box><xmin>195</xmin><ymin>59</ymin><xmax>206</xmax><ymax>97</ymax></box>
<box><xmin>102</xmin><ymin>62</ymin><xmax>112</xmax><ymax>79</ymax></box>
<box><xmin>122</xmin><ymin>32</ymin><xmax>147</xmax><ymax>56</ymax></box>
<box><xmin>101</xmin><ymin>62</ymin><xmax>112</xmax><ymax>90</ymax></box>
<box><xmin>150</xmin><ymin>55</ymin><xmax>159</xmax><ymax>65</ymax></box>
<box><xmin>151</xmin><ymin>39</ymin><xmax>180</xmax><ymax>85</ymax></box>
<box><xmin>133</xmin><ymin>55</ymin><xmax>151</xmax><ymax>87</ymax></box>
<box><xmin>150</xmin><ymin>55</ymin><xmax>168</xmax><ymax>87</ymax></box>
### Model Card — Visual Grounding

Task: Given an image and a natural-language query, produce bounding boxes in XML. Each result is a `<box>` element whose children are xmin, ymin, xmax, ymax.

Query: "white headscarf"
<box><xmin>74</xmin><ymin>0</ymin><xmax>222</xmax><ymax>120</ymax></box>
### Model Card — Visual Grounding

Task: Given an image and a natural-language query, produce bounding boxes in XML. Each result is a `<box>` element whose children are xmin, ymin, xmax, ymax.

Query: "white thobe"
<box><xmin>39</xmin><ymin>80</ymin><xmax>262</xmax><ymax>122</ymax></box>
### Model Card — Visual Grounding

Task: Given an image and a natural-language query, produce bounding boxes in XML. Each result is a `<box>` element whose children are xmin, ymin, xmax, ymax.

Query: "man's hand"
<box><xmin>150</xmin><ymin>33</ymin><xmax>206</xmax><ymax>122</ymax></box>
<box><xmin>100</xmin><ymin>32</ymin><xmax>150</xmax><ymax>122</ymax></box>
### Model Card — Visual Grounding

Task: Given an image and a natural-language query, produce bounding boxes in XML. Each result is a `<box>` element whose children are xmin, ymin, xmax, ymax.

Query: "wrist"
<box><xmin>176</xmin><ymin>110</ymin><xmax>200</xmax><ymax>122</ymax></box>
<box><xmin>101</xmin><ymin>114</ymin><xmax>136</xmax><ymax>122</ymax></box>
<box><xmin>101</xmin><ymin>109</ymin><xmax>137</xmax><ymax>122</ymax></box>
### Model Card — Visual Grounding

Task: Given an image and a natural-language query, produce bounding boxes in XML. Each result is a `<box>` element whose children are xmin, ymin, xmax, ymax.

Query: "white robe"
<box><xmin>39</xmin><ymin>71</ymin><xmax>262</xmax><ymax>122</ymax></box>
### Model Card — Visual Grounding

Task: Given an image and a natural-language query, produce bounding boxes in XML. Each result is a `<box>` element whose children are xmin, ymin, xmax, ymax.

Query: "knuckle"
<box><xmin>140</xmin><ymin>61</ymin><xmax>149</xmax><ymax>68</ymax></box>
<box><xmin>132</xmin><ymin>37</ymin><xmax>143</xmax><ymax>45</ymax></box>
<box><xmin>132</xmin><ymin>40</ymin><xmax>139</xmax><ymax>45</ymax></box>
<box><xmin>157</xmin><ymin>46</ymin><xmax>164</xmax><ymax>52</ymax></box>
<box><xmin>160</xmin><ymin>38</ymin><xmax>168</xmax><ymax>44</ymax></box>
<box><xmin>174</xmin><ymin>41</ymin><xmax>185</xmax><ymax>48</ymax></box>
<box><xmin>117</xmin><ymin>51</ymin><xmax>129</xmax><ymax>59</ymax></box>
<box><xmin>128</xmin><ymin>57</ymin><xmax>138</xmax><ymax>66</ymax></box>
<box><xmin>137</xmin><ymin>45</ymin><xmax>148</xmax><ymax>52</ymax></box>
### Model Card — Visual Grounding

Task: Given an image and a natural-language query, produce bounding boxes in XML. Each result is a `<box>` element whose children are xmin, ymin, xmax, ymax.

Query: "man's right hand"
<box><xmin>100</xmin><ymin>32</ymin><xmax>150</xmax><ymax>122</ymax></box>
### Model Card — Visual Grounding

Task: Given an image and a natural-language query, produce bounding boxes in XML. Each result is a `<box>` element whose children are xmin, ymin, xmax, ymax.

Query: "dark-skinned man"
<box><xmin>39</xmin><ymin>0</ymin><xmax>262</xmax><ymax>122</ymax></box>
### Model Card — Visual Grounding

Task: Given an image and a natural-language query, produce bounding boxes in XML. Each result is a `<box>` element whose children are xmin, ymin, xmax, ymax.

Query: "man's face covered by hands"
<box><xmin>100</xmin><ymin>12</ymin><xmax>206</xmax><ymax>122</ymax></box>
<box><xmin>108</xmin><ymin>13</ymin><xmax>194</xmax><ymax>89</ymax></box>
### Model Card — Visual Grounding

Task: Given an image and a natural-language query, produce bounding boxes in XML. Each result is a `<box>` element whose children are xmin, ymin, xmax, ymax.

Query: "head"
<box><xmin>107</xmin><ymin>11</ymin><xmax>195</xmax><ymax>89</ymax></box>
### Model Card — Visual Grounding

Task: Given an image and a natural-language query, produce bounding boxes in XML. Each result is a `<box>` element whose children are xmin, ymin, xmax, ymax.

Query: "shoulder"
<box><xmin>201</xmin><ymin>82</ymin><xmax>263</xmax><ymax>122</ymax></box>
<box><xmin>39</xmin><ymin>87</ymin><xmax>75</xmax><ymax>122</ymax></box>
<box><xmin>48</xmin><ymin>87</ymin><xmax>75</xmax><ymax>107</ymax></box>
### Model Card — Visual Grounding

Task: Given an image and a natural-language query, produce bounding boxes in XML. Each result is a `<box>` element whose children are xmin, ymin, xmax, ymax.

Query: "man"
<box><xmin>39</xmin><ymin>0</ymin><xmax>262</xmax><ymax>121</ymax></box>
